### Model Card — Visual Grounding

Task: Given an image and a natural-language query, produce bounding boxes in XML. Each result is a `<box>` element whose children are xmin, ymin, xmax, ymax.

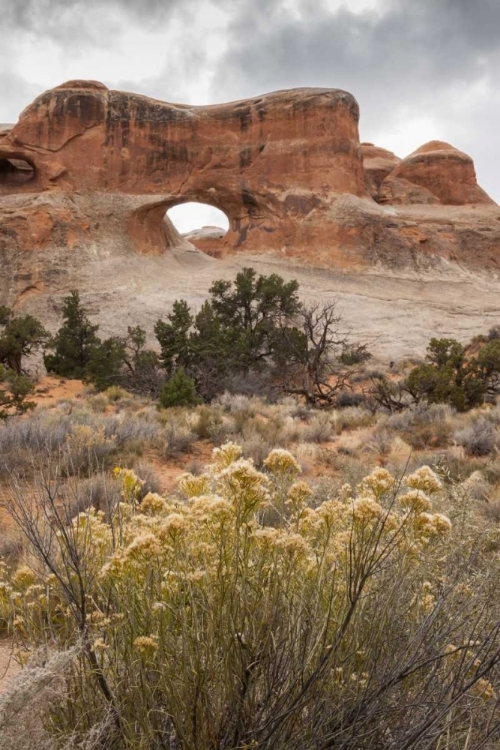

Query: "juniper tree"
<box><xmin>44</xmin><ymin>291</ymin><xmax>100</xmax><ymax>378</ymax></box>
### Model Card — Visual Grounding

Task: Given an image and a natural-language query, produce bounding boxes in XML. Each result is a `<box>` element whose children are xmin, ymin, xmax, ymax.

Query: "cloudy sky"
<box><xmin>1</xmin><ymin>0</ymin><xmax>499</xmax><ymax>231</ymax></box>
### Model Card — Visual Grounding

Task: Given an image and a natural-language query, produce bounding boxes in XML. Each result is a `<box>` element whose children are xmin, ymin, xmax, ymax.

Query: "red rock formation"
<box><xmin>379</xmin><ymin>141</ymin><xmax>494</xmax><ymax>206</ymax></box>
<box><xmin>1</xmin><ymin>82</ymin><xmax>500</xmax><ymax>309</ymax></box>
<box><xmin>0</xmin><ymin>81</ymin><xmax>365</xmax><ymax>255</ymax></box>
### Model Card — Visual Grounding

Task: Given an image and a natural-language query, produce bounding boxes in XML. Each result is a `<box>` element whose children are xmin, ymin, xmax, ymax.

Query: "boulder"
<box><xmin>380</xmin><ymin>141</ymin><xmax>494</xmax><ymax>206</ymax></box>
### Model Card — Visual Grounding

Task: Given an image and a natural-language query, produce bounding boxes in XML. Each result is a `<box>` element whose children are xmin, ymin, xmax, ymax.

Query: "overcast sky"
<box><xmin>1</xmin><ymin>0</ymin><xmax>499</xmax><ymax>232</ymax></box>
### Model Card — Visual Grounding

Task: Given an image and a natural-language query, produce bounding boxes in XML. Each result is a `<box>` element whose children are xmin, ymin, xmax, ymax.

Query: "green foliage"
<box><xmin>0</xmin><ymin>306</ymin><xmax>48</xmax><ymax>374</ymax></box>
<box><xmin>339</xmin><ymin>342</ymin><xmax>372</xmax><ymax>366</ymax></box>
<box><xmin>155</xmin><ymin>267</ymin><xmax>302</xmax><ymax>385</ymax></box>
<box><xmin>373</xmin><ymin>336</ymin><xmax>500</xmax><ymax>413</ymax></box>
<box><xmin>119</xmin><ymin>326</ymin><xmax>163</xmax><ymax>397</ymax></box>
<box><xmin>0</xmin><ymin>306</ymin><xmax>44</xmax><ymax>416</ymax></box>
<box><xmin>208</xmin><ymin>267</ymin><xmax>301</xmax><ymax>366</ymax></box>
<box><xmin>159</xmin><ymin>367</ymin><xmax>201</xmax><ymax>408</ymax></box>
<box><xmin>44</xmin><ymin>291</ymin><xmax>100</xmax><ymax>378</ymax></box>
<box><xmin>0</xmin><ymin>364</ymin><xmax>35</xmax><ymax>418</ymax></box>
<box><xmin>43</xmin><ymin>270</ymin><xmax>365</xmax><ymax>407</ymax></box>
<box><xmin>86</xmin><ymin>336</ymin><xmax>127</xmax><ymax>391</ymax></box>
<box><xmin>154</xmin><ymin>300</ymin><xmax>193</xmax><ymax>375</ymax></box>
<box><xmin>88</xmin><ymin>325</ymin><xmax>163</xmax><ymax>397</ymax></box>
<box><xmin>0</xmin><ymin>305</ymin><xmax>11</xmax><ymax>325</ymax></box>
<box><xmin>45</xmin><ymin>293</ymin><xmax>164</xmax><ymax>396</ymax></box>
<box><xmin>155</xmin><ymin>268</ymin><xmax>312</xmax><ymax>401</ymax></box>
<box><xmin>406</xmin><ymin>337</ymin><xmax>500</xmax><ymax>411</ymax></box>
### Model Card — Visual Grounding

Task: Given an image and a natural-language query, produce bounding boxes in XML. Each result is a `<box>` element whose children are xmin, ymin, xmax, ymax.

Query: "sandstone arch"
<box><xmin>0</xmin><ymin>82</ymin><xmax>365</xmax><ymax>256</ymax></box>
<box><xmin>1</xmin><ymin>79</ymin><xmax>499</xmax><ymax>310</ymax></box>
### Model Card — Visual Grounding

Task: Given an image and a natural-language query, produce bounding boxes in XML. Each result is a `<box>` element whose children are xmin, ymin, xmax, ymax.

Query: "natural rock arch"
<box><xmin>1</xmin><ymin>79</ymin><xmax>499</xmax><ymax>309</ymax></box>
<box><xmin>0</xmin><ymin>81</ymin><xmax>365</xmax><ymax>256</ymax></box>
<box><xmin>166</xmin><ymin>203</ymin><xmax>229</xmax><ymax>257</ymax></box>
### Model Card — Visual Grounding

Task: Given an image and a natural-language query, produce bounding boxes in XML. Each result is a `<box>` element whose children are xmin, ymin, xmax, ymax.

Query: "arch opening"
<box><xmin>0</xmin><ymin>157</ymin><xmax>36</xmax><ymax>186</ymax></box>
<box><xmin>167</xmin><ymin>202</ymin><xmax>229</xmax><ymax>243</ymax></box>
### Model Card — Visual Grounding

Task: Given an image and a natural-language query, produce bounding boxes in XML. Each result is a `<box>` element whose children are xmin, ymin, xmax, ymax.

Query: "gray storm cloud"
<box><xmin>214</xmin><ymin>0</ymin><xmax>500</xmax><ymax>96</ymax></box>
<box><xmin>209</xmin><ymin>0</ymin><xmax>500</xmax><ymax>198</ymax></box>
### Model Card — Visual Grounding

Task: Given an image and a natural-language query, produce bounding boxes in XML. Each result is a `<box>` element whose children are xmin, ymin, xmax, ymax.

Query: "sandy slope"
<box><xmin>16</xmin><ymin>245</ymin><xmax>500</xmax><ymax>363</ymax></box>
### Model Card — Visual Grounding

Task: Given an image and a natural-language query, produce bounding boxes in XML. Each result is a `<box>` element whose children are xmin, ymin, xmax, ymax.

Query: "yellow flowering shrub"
<box><xmin>3</xmin><ymin>444</ymin><xmax>500</xmax><ymax>749</ymax></box>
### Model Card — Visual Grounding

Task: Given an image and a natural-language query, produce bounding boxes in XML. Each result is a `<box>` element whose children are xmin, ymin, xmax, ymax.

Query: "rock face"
<box><xmin>361</xmin><ymin>143</ymin><xmax>401</xmax><ymax>200</ymax></box>
<box><xmin>378</xmin><ymin>141</ymin><xmax>494</xmax><ymax>206</ymax></box>
<box><xmin>1</xmin><ymin>81</ymin><xmax>500</xmax><ymax>310</ymax></box>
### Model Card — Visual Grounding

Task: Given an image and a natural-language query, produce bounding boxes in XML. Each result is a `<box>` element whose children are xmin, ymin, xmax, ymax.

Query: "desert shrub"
<box><xmin>0</xmin><ymin>647</ymin><xmax>79</xmax><ymax>750</ymax></box>
<box><xmin>161</xmin><ymin>419</ymin><xmax>196</xmax><ymax>456</ymax></box>
<box><xmin>239</xmin><ymin>414</ymin><xmax>283</xmax><ymax>445</ymax></box>
<box><xmin>454</xmin><ymin>417</ymin><xmax>498</xmax><ymax>456</ymax></box>
<box><xmin>384</xmin><ymin>404</ymin><xmax>454</xmax><ymax>450</ymax></box>
<box><xmin>0</xmin><ymin>306</ymin><xmax>48</xmax><ymax>375</ymax></box>
<box><xmin>460</xmin><ymin>470</ymin><xmax>492</xmax><ymax>502</ymax></box>
<box><xmin>334</xmin><ymin>390</ymin><xmax>367</xmax><ymax>408</ymax></box>
<box><xmin>405</xmin><ymin>337</ymin><xmax>500</xmax><ymax>411</ymax></box>
<box><xmin>193</xmin><ymin>405</ymin><xmax>224</xmax><ymax>440</ymax></box>
<box><xmin>276</xmin><ymin>415</ymin><xmax>303</xmax><ymax>443</ymax></box>
<box><xmin>0</xmin><ymin>410</ymin><xmax>72</xmax><ymax>456</ymax></box>
<box><xmin>332</xmin><ymin>406</ymin><xmax>375</xmax><ymax>433</ymax></box>
<box><xmin>406</xmin><ymin>419</ymin><xmax>453</xmax><ymax>450</ymax></box>
<box><xmin>482</xmin><ymin>498</ymin><xmax>500</xmax><ymax>523</ymax></box>
<box><xmin>60</xmin><ymin>424</ymin><xmax>116</xmax><ymax>476</ymax></box>
<box><xmin>6</xmin><ymin>449</ymin><xmax>500</xmax><ymax>748</ymax></box>
<box><xmin>365</xmin><ymin>429</ymin><xmax>394</xmax><ymax>459</ymax></box>
<box><xmin>366</xmin><ymin>368</ymin><xmax>386</xmax><ymax>380</ymax></box>
<box><xmin>159</xmin><ymin>367</ymin><xmax>201</xmax><ymax>408</ymax></box>
<box><xmin>390</xmin><ymin>402</ymin><xmax>455</xmax><ymax>428</ymax></box>
<box><xmin>303</xmin><ymin>412</ymin><xmax>334</xmax><ymax>443</ymax></box>
<box><xmin>220</xmin><ymin>370</ymin><xmax>279</xmax><ymax>401</ymax></box>
<box><xmin>0</xmin><ymin>366</ymin><xmax>36</xmax><ymax>418</ymax></box>
<box><xmin>215</xmin><ymin>391</ymin><xmax>258</xmax><ymax>414</ymax></box>
<box><xmin>433</xmin><ymin>451</ymin><xmax>485</xmax><ymax>484</ymax></box>
<box><xmin>131</xmin><ymin>460</ymin><xmax>163</xmax><ymax>498</ymax></box>
<box><xmin>206</xmin><ymin>416</ymin><xmax>236</xmax><ymax>446</ymax></box>
<box><xmin>339</xmin><ymin>342</ymin><xmax>371</xmax><ymax>365</ymax></box>
<box><xmin>277</xmin><ymin>396</ymin><xmax>310</xmax><ymax>420</ymax></box>
<box><xmin>291</xmin><ymin>441</ymin><xmax>319</xmax><ymax>472</ymax></box>
<box><xmin>0</xmin><ymin>523</ymin><xmax>22</xmax><ymax>564</ymax></box>
<box><xmin>482</xmin><ymin>460</ymin><xmax>500</xmax><ymax>486</ymax></box>
<box><xmin>61</xmin><ymin>472</ymin><xmax>122</xmax><ymax>517</ymax></box>
<box><xmin>86</xmin><ymin>392</ymin><xmax>109</xmax><ymax>412</ymax></box>
<box><xmin>240</xmin><ymin>431</ymin><xmax>274</xmax><ymax>466</ymax></box>
<box><xmin>0</xmin><ymin>405</ymin><xmax>131</xmax><ymax>480</ymax></box>
<box><xmin>105</xmin><ymin>385</ymin><xmax>129</xmax><ymax>403</ymax></box>
<box><xmin>109</xmin><ymin>413</ymin><xmax>161</xmax><ymax>449</ymax></box>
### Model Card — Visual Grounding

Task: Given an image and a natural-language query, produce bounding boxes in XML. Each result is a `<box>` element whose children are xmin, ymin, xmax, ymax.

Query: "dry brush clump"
<box><xmin>2</xmin><ymin>445</ymin><xmax>500</xmax><ymax>748</ymax></box>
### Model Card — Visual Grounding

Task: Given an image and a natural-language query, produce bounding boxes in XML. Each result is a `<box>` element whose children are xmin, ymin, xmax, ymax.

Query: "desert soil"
<box><xmin>0</xmin><ymin>639</ymin><xmax>20</xmax><ymax>692</ymax></box>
